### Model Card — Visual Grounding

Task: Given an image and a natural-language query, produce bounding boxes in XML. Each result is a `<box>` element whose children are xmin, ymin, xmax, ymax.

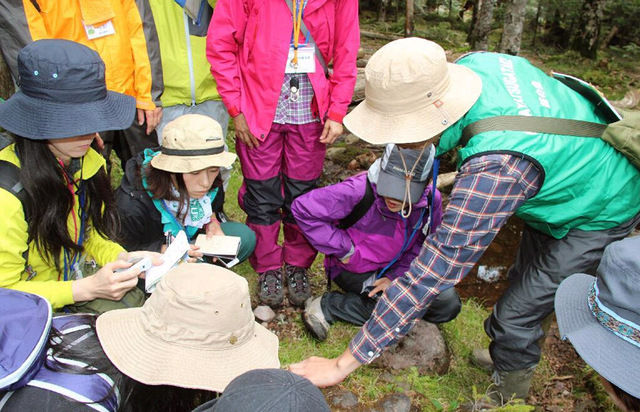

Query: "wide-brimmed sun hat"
<box><xmin>192</xmin><ymin>369</ymin><xmax>330</xmax><ymax>412</ymax></box>
<box><xmin>150</xmin><ymin>114</ymin><xmax>237</xmax><ymax>173</ymax></box>
<box><xmin>555</xmin><ymin>236</ymin><xmax>640</xmax><ymax>399</ymax></box>
<box><xmin>0</xmin><ymin>39</ymin><xmax>135</xmax><ymax>140</ymax></box>
<box><xmin>344</xmin><ymin>37</ymin><xmax>482</xmax><ymax>145</ymax></box>
<box><xmin>96</xmin><ymin>263</ymin><xmax>280</xmax><ymax>392</ymax></box>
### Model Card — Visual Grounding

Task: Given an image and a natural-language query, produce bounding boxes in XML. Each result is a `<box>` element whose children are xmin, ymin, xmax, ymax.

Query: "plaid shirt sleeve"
<box><xmin>349</xmin><ymin>154</ymin><xmax>543</xmax><ymax>364</ymax></box>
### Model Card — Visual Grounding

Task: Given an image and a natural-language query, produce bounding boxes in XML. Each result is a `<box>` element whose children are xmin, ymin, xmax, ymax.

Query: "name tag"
<box><xmin>84</xmin><ymin>20</ymin><xmax>116</xmax><ymax>40</ymax></box>
<box><xmin>285</xmin><ymin>45</ymin><xmax>316</xmax><ymax>74</ymax></box>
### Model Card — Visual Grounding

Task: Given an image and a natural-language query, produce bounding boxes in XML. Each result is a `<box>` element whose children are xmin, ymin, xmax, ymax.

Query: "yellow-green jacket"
<box><xmin>0</xmin><ymin>145</ymin><xmax>125</xmax><ymax>309</ymax></box>
<box><xmin>149</xmin><ymin>0</ymin><xmax>221</xmax><ymax>107</ymax></box>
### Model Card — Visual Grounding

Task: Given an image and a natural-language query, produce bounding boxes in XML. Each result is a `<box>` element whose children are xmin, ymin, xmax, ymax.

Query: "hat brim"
<box><xmin>376</xmin><ymin>172</ymin><xmax>425</xmax><ymax>204</ymax></box>
<box><xmin>150</xmin><ymin>151</ymin><xmax>237</xmax><ymax>173</ymax></box>
<box><xmin>96</xmin><ymin>308</ymin><xmax>280</xmax><ymax>392</ymax></box>
<box><xmin>344</xmin><ymin>64</ymin><xmax>482</xmax><ymax>145</ymax></box>
<box><xmin>555</xmin><ymin>273</ymin><xmax>640</xmax><ymax>398</ymax></box>
<box><xmin>0</xmin><ymin>90</ymin><xmax>136</xmax><ymax>140</ymax></box>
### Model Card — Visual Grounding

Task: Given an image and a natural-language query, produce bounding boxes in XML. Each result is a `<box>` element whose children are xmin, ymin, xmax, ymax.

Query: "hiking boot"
<box><xmin>284</xmin><ymin>264</ymin><xmax>311</xmax><ymax>307</ymax></box>
<box><xmin>258</xmin><ymin>268</ymin><xmax>284</xmax><ymax>307</ymax></box>
<box><xmin>488</xmin><ymin>366</ymin><xmax>536</xmax><ymax>405</ymax></box>
<box><xmin>470</xmin><ymin>348</ymin><xmax>495</xmax><ymax>372</ymax></box>
<box><xmin>302</xmin><ymin>296</ymin><xmax>329</xmax><ymax>341</ymax></box>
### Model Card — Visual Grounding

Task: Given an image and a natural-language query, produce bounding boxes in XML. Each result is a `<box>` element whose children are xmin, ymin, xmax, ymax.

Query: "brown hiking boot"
<box><xmin>257</xmin><ymin>268</ymin><xmax>284</xmax><ymax>307</ymax></box>
<box><xmin>284</xmin><ymin>264</ymin><xmax>311</xmax><ymax>307</ymax></box>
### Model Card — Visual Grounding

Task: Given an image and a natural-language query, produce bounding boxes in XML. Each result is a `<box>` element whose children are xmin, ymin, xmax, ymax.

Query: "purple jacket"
<box><xmin>292</xmin><ymin>173</ymin><xmax>443</xmax><ymax>281</ymax></box>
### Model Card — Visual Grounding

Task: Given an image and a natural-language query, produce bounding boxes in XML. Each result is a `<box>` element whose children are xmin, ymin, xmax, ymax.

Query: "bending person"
<box><xmin>292</xmin><ymin>144</ymin><xmax>460</xmax><ymax>341</ymax></box>
<box><xmin>290</xmin><ymin>38</ymin><xmax>640</xmax><ymax>405</ymax></box>
<box><xmin>115</xmin><ymin>114</ymin><xmax>255</xmax><ymax>263</ymax></box>
<box><xmin>0</xmin><ymin>39</ymin><xmax>160</xmax><ymax>311</ymax></box>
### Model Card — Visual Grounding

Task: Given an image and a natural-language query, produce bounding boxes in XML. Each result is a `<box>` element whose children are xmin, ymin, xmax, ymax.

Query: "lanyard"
<box><xmin>60</xmin><ymin>162</ymin><xmax>86</xmax><ymax>281</ymax></box>
<box><xmin>377</xmin><ymin>208</ymin><xmax>426</xmax><ymax>279</ymax></box>
<box><xmin>161</xmin><ymin>200</ymin><xmax>192</xmax><ymax>241</ymax></box>
<box><xmin>290</xmin><ymin>0</ymin><xmax>307</xmax><ymax>68</ymax></box>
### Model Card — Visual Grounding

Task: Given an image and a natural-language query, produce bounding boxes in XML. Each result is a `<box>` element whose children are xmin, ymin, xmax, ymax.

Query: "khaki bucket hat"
<box><xmin>151</xmin><ymin>114</ymin><xmax>237</xmax><ymax>173</ymax></box>
<box><xmin>96</xmin><ymin>263</ymin><xmax>279</xmax><ymax>392</ymax></box>
<box><xmin>344</xmin><ymin>38</ymin><xmax>482</xmax><ymax>145</ymax></box>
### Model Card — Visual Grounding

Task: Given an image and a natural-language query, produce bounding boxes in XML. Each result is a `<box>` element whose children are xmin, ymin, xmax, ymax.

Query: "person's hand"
<box><xmin>72</xmin><ymin>260</ymin><xmax>140</xmax><ymax>302</ymax></box>
<box><xmin>206</xmin><ymin>220</ymin><xmax>225</xmax><ymax>239</ymax></box>
<box><xmin>367</xmin><ymin>277</ymin><xmax>391</xmax><ymax>298</ymax></box>
<box><xmin>186</xmin><ymin>244</ymin><xmax>204</xmax><ymax>263</ymax></box>
<box><xmin>319</xmin><ymin>119</ymin><xmax>343</xmax><ymax>145</ymax></box>
<box><xmin>233</xmin><ymin>113</ymin><xmax>260</xmax><ymax>148</ymax></box>
<box><xmin>137</xmin><ymin>107</ymin><xmax>163</xmax><ymax>135</ymax></box>
<box><xmin>289</xmin><ymin>349</ymin><xmax>362</xmax><ymax>387</ymax></box>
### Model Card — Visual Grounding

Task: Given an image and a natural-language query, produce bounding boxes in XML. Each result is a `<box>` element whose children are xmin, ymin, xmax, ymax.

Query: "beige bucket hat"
<box><xmin>151</xmin><ymin>114</ymin><xmax>237</xmax><ymax>173</ymax></box>
<box><xmin>96</xmin><ymin>263</ymin><xmax>280</xmax><ymax>392</ymax></box>
<box><xmin>344</xmin><ymin>37</ymin><xmax>482</xmax><ymax>145</ymax></box>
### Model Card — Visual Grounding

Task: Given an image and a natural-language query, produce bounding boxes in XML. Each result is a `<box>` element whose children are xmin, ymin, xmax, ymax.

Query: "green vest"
<box><xmin>438</xmin><ymin>52</ymin><xmax>640</xmax><ymax>238</ymax></box>
<box><xmin>149</xmin><ymin>0</ymin><xmax>220</xmax><ymax>107</ymax></box>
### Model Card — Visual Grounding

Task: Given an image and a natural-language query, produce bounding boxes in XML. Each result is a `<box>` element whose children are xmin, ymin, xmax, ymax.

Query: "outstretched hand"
<box><xmin>289</xmin><ymin>349</ymin><xmax>362</xmax><ymax>387</ymax></box>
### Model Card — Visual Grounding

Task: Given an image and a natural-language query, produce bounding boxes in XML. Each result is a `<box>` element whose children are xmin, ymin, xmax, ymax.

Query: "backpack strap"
<box><xmin>0</xmin><ymin>160</ymin><xmax>29</xmax><ymax>221</ymax></box>
<box><xmin>0</xmin><ymin>160</ymin><xmax>31</xmax><ymax>266</ymax></box>
<box><xmin>283</xmin><ymin>0</ymin><xmax>330</xmax><ymax>78</ymax></box>
<box><xmin>338</xmin><ymin>177</ymin><xmax>375</xmax><ymax>230</ymax></box>
<box><xmin>460</xmin><ymin>115</ymin><xmax>608</xmax><ymax>147</ymax></box>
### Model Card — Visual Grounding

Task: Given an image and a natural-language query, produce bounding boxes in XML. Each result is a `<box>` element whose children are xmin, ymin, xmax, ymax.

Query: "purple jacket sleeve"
<box><xmin>291</xmin><ymin>174</ymin><xmax>368</xmax><ymax>259</ymax></box>
<box><xmin>387</xmin><ymin>187</ymin><xmax>444</xmax><ymax>280</ymax></box>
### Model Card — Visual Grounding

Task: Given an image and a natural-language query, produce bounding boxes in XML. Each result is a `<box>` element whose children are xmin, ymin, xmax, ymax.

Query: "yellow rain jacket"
<box><xmin>0</xmin><ymin>145</ymin><xmax>125</xmax><ymax>309</ymax></box>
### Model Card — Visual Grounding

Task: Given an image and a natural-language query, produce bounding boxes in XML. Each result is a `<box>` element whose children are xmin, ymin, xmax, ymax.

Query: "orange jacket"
<box><xmin>0</xmin><ymin>0</ymin><xmax>163</xmax><ymax>110</ymax></box>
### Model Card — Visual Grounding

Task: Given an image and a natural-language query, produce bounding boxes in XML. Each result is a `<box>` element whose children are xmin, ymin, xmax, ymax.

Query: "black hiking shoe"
<box><xmin>258</xmin><ymin>268</ymin><xmax>284</xmax><ymax>307</ymax></box>
<box><xmin>284</xmin><ymin>264</ymin><xmax>311</xmax><ymax>307</ymax></box>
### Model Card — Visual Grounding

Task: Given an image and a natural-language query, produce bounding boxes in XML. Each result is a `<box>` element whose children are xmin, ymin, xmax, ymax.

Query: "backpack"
<box><xmin>460</xmin><ymin>72</ymin><xmax>640</xmax><ymax>169</ymax></box>
<box><xmin>0</xmin><ymin>289</ymin><xmax>51</xmax><ymax>392</ymax></box>
<box><xmin>0</xmin><ymin>290</ymin><xmax>119</xmax><ymax>411</ymax></box>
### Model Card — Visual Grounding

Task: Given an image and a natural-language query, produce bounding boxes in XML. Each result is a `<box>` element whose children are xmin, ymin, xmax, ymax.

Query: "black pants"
<box><xmin>320</xmin><ymin>270</ymin><xmax>462</xmax><ymax>327</ymax></box>
<box><xmin>485</xmin><ymin>211</ymin><xmax>640</xmax><ymax>371</ymax></box>
<box><xmin>99</xmin><ymin>118</ymin><xmax>158</xmax><ymax>173</ymax></box>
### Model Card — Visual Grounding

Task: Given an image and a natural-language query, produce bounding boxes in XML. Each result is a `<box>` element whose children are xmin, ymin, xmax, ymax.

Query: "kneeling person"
<box><xmin>292</xmin><ymin>144</ymin><xmax>461</xmax><ymax>341</ymax></box>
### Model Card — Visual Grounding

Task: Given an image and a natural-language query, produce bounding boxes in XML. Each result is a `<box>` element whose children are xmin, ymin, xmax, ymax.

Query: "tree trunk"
<box><xmin>466</xmin><ymin>0</ymin><xmax>480</xmax><ymax>42</ymax></box>
<box><xmin>571</xmin><ymin>0</ymin><xmax>606</xmax><ymax>59</ymax></box>
<box><xmin>599</xmin><ymin>25</ymin><xmax>618</xmax><ymax>50</ymax></box>
<box><xmin>378</xmin><ymin>0</ymin><xmax>390</xmax><ymax>22</ymax></box>
<box><xmin>405</xmin><ymin>0</ymin><xmax>415</xmax><ymax>37</ymax></box>
<box><xmin>499</xmin><ymin>0</ymin><xmax>527</xmax><ymax>55</ymax></box>
<box><xmin>531</xmin><ymin>0</ymin><xmax>542</xmax><ymax>48</ymax></box>
<box><xmin>469</xmin><ymin>0</ymin><xmax>496</xmax><ymax>50</ymax></box>
<box><xmin>0</xmin><ymin>57</ymin><xmax>15</xmax><ymax>101</ymax></box>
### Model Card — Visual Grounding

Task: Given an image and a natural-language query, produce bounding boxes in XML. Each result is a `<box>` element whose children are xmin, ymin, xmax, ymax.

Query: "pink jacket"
<box><xmin>206</xmin><ymin>0</ymin><xmax>360</xmax><ymax>140</ymax></box>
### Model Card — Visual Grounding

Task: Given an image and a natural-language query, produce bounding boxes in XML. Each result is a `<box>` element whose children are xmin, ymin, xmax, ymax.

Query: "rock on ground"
<box><xmin>253</xmin><ymin>305</ymin><xmax>276</xmax><ymax>323</ymax></box>
<box><xmin>373</xmin><ymin>321</ymin><xmax>450</xmax><ymax>375</ymax></box>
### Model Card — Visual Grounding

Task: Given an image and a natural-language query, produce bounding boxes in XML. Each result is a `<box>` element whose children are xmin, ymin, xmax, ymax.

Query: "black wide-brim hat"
<box><xmin>0</xmin><ymin>39</ymin><xmax>135</xmax><ymax>140</ymax></box>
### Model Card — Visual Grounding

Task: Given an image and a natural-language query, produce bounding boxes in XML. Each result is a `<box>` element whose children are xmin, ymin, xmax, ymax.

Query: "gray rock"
<box><xmin>253</xmin><ymin>305</ymin><xmax>276</xmax><ymax>323</ymax></box>
<box><xmin>329</xmin><ymin>389</ymin><xmax>359</xmax><ymax>409</ymax></box>
<box><xmin>372</xmin><ymin>321</ymin><xmax>450</xmax><ymax>375</ymax></box>
<box><xmin>343</xmin><ymin>133</ymin><xmax>360</xmax><ymax>145</ymax></box>
<box><xmin>366</xmin><ymin>393</ymin><xmax>412</xmax><ymax>412</ymax></box>
<box><xmin>325</xmin><ymin>147</ymin><xmax>346</xmax><ymax>160</ymax></box>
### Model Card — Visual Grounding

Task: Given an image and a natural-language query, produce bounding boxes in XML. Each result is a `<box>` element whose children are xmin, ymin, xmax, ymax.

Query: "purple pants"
<box><xmin>237</xmin><ymin>122</ymin><xmax>325</xmax><ymax>273</ymax></box>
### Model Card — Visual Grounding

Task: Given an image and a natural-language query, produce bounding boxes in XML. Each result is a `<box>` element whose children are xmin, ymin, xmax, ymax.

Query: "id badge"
<box><xmin>285</xmin><ymin>45</ymin><xmax>316</xmax><ymax>74</ymax></box>
<box><xmin>84</xmin><ymin>20</ymin><xmax>116</xmax><ymax>40</ymax></box>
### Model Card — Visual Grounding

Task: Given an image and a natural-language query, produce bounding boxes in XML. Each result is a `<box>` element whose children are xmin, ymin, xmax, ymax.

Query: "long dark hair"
<box><xmin>13</xmin><ymin>137</ymin><xmax>119</xmax><ymax>270</ymax></box>
<box><xmin>47</xmin><ymin>315</ymin><xmax>218</xmax><ymax>412</ymax></box>
<box><xmin>143</xmin><ymin>163</ymin><xmax>222</xmax><ymax>222</ymax></box>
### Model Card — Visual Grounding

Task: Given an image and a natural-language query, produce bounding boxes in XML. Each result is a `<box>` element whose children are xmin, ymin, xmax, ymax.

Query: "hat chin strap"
<box><xmin>398</xmin><ymin>143</ymin><xmax>428</xmax><ymax>218</ymax></box>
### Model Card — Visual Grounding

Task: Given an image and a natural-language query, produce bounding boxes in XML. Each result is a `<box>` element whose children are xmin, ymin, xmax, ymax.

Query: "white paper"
<box><xmin>285</xmin><ymin>45</ymin><xmax>316</xmax><ymax>74</ymax></box>
<box><xmin>145</xmin><ymin>231</ymin><xmax>190</xmax><ymax>293</ymax></box>
<box><xmin>83</xmin><ymin>20</ymin><xmax>116</xmax><ymax>40</ymax></box>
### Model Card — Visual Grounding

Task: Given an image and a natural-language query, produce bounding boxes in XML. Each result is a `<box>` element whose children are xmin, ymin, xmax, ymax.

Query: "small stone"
<box><xmin>367</xmin><ymin>393</ymin><xmax>412</xmax><ymax>412</ymax></box>
<box><xmin>347</xmin><ymin>159</ymin><xmax>359</xmax><ymax>170</ymax></box>
<box><xmin>330</xmin><ymin>389</ymin><xmax>359</xmax><ymax>408</ymax></box>
<box><xmin>253</xmin><ymin>305</ymin><xmax>276</xmax><ymax>323</ymax></box>
<box><xmin>326</xmin><ymin>147</ymin><xmax>346</xmax><ymax>160</ymax></box>
<box><xmin>343</xmin><ymin>133</ymin><xmax>360</xmax><ymax>145</ymax></box>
